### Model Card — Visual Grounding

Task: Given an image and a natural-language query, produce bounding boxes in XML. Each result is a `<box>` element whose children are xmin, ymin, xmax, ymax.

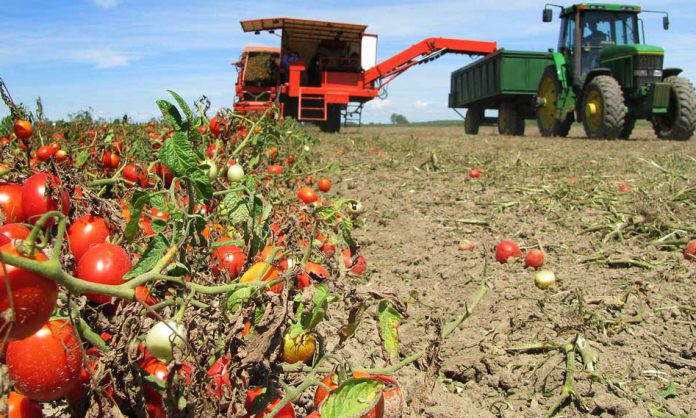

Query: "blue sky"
<box><xmin>1</xmin><ymin>0</ymin><xmax>695</xmax><ymax>123</ymax></box>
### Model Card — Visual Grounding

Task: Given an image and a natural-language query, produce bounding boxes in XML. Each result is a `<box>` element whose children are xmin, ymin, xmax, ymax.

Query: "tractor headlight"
<box><xmin>652</xmin><ymin>70</ymin><xmax>663</xmax><ymax>77</ymax></box>
<box><xmin>634</xmin><ymin>69</ymin><xmax>648</xmax><ymax>77</ymax></box>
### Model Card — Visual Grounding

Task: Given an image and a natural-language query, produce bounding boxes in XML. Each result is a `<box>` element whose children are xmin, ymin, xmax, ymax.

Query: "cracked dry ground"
<box><xmin>313</xmin><ymin>124</ymin><xmax>695</xmax><ymax>418</ymax></box>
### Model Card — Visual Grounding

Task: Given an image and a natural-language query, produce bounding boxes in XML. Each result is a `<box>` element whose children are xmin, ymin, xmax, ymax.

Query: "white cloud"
<box><xmin>91</xmin><ymin>0</ymin><xmax>120</xmax><ymax>9</ymax></box>
<box><xmin>413</xmin><ymin>100</ymin><xmax>430</xmax><ymax>110</ymax></box>
<box><xmin>365</xmin><ymin>98</ymin><xmax>391</xmax><ymax>110</ymax></box>
<box><xmin>74</xmin><ymin>49</ymin><xmax>132</xmax><ymax>69</ymax></box>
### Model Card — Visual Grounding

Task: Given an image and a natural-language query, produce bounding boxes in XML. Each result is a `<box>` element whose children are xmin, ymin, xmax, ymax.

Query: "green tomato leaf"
<box><xmin>657</xmin><ymin>382</ymin><xmax>677</xmax><ymax>399</ymax></box>
<box><xmin>187</xmin><ymin>168</ymin><xmax>213</xmax><ymax>199</ymax></box>
<box><xmin>227</xmin><ymin>287</ymin><xmax>254</xmax><ymax>312</ymax></box>
<box><xmin>156</xmin><ymin>99</ymin><xmax>183</xmax><ymax>131</ymax></box>
<box><xmin>159</xmin><ymin>132</ymin><xmax>198</xmax><ymax>177</ymax></box>
<box><xmin>319</xmin><ymin>379</ymin><xmax>384</xmax><ymax>418</ymax></box>
<box><xmin>300</xmin><ymin>284</ymin><xmax>333</xmax><ymax>331</ymax></box>
<box><xmin>125</xmin><ymin>190</ymin><xmax>151</xmax><ymax>242</ymax></box>
<box><xmin>221</xmin><ymin>190</ymin><xmax>251</xmax><ymax>225</ymax></box>
<box><xmin>378</xmin><ymin>299</ymin><xmax>401</xmax><ymax>363</ymax></box>
<box><xmin>124</xmin><ymin>234</ymin><xmax>169</xmax><ymax>280</ymax></box>
<box><xmin>167</xmin><ymin>90</ymin><xmax>193</xmax><ymax>126</ymax></box>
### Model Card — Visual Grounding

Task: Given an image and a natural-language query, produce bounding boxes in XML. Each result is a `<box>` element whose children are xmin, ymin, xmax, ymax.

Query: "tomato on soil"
<box><xmin>207</xmin><ymin>355</ymin><xmax>233</xmax><ymax>398</ymax></box>
<box><xmin>317</xmin><ymin>178</ymin><xmax>331</xmax><ymax>192</ymax></box>
<box><xmin>495</xmin><ymin>240</ymin><xmax>521</xmax><ymax>263</ymax></box>
<box><xmin>68</xmin><ymin>215</ymin><xmax>112</xmax><ymax>263</ymax></box>
<box><xmin>282</xmin><ymin>331</ymin><xmax>317</xmax><ymax>364</ymax></box>
<box><xmin>685</xmin><ymin>240</ymin><xmax>696</xmax><ymax>261</ymax></box>
<box><xmin>0</xmin><ymin>243</ymin><xmax>56</xmax><ymax>341</ymax></box>
<box><xmin>21</xmin><ymin>173</ymin><xmax>70</xmax><ymax>226</ymax></box>
<box><xmin>0</xmin><ymin>183</ymin><xmax>25</xmax><ymax>222</ymax></box>
<box><xmin>6</xmin><ymin>320</ymin><xmax>84</xmax><ymax>402</ymax></box>
<box><xmin>524</xmin><ymin>249</ymin><xmax>544</xmax><ymax>269</ymax></box>
<box><xmin>76</xmin><ymin>243</ymin><xmax>132</xmax><ymax>304</ymax></box>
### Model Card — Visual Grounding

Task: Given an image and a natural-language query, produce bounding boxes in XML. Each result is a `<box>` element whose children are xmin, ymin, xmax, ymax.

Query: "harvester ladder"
<box><xmin>343</xmin><ymin>103</ymin><xmax>364</xmax><ymax>127</ymax></box>
<box><xmin>298</xmin><ymin>88</ymin><xmax>327</xmax><ymax>121</ymax></box>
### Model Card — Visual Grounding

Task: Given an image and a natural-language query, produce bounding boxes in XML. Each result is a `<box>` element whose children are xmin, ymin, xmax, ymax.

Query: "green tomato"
<box><xmin>145</xmin><ymin>320</ymin><xmax>187</xmax><ymax>362</ymax></box>
<box><xmin>227</xmin><ymin>164</ymin><xmax>244</xmax><ymax>182</ymax></box>
<box><xmin>203</xmin><ymin>159</ymin><xmax>219</xmax><ymax>180</ymax></box>
<box><xmin>534</xmin><ymin>270</ymin><xmax>556</xmax><ymax>290</ymax></box>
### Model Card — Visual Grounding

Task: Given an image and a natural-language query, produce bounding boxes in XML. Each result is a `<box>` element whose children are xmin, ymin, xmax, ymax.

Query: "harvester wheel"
<box><xmin>536</xmin><ymin>66</ymin><xmax>572</xmax><ymax>137</ymax></box>
<box><xmin>652</xmin><ymin>76</ymin><xmax>696</xmax><ymax>141</ymax></box>
<box><xmin>464</xmin><ymin>106</ymin><xmax>483</xmax><ymax>135</ymax></box>
<box><xmin>319</xmin><ymin>105</ymin><xmax>342</xmax><ymax>133</ymax></box>
<box><xmin>581</xmin><ymin>75</ymin><xmax>625</xmax><ymax>139</ymax></box>
<box><xmin>498</xmin><ymin>102</ymin><xmax>525</xmax><ymax>136</ymax></box>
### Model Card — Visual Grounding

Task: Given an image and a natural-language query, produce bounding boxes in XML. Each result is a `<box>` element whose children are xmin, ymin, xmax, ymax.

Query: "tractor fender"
<box><xmin>662</xmin><ymin>68</ymin><xmax>682</xmax><ymax>79</ymax></box>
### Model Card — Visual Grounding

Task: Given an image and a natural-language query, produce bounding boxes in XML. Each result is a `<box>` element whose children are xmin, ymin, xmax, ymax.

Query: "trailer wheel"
<box><xmin>619</xmin><ymin>115</ymin><xmax>636</xmax><ymax>140</ymax></box>
<box><xmin>498</xmin><ymin>102</ymin><xmax>525</xmax><ymax>136</ymax></box>
<box><xmin>652</xmin><ymin>76</ymin><xmax>696</xmax><ymax>141</ymax></box>
<box><xmin>465</xmin><ymin>107</ymin><xmax>483</xmax><ymax>135</ymax></box>
<box><xmin>581</xmin><ymin>75</ymin><xmax>625</xmax><ymax>139</ymax></box>
<box><xmin>536</xmin><ymin>66</ymin><xmax>572</xmax><ymax>137</ymax></box>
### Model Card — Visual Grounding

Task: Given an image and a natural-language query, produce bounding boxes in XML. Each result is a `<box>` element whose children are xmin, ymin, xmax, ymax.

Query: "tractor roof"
<box><xmin>562</xmin><ymin>3</ymin><xmax>641</xmax><ymax>16</ymax></box>
<box><xmin>240</xmin><ymin>18</ymin><xmax>367</xmax><ymax>43</ymax></box>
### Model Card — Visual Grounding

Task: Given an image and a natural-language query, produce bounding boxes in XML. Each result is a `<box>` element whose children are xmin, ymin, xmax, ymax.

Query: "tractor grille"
<box><xmin>634</xmin><ymin>54</ymin><xmax>664</xmax><ymax>86</ymax></box>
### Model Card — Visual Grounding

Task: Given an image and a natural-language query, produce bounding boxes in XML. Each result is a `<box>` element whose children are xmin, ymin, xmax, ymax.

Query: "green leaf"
<box><xmin>156</xmin><ymin>99</ymin><xmax>183</xmax><ymax>131</ymax></box>
<box><xmin>378</xmin><ymin>299</ymin><xmax>401</xmax><ymax>363</ymax></box>
<box><xmin>319</xmin><ymin>379</ymin><xmax>384</xmax><ymax>418</ymax></box>
<box><xmin>341</xmin><ymin>217</ymin><xmax>355</xmax><ymax>247</ymax></box>
<box><xmin>159</xmin><ymin>132</ymin><xmax>197</xmax><ymax>178</ymax></box>
<box><xmin>221</xmin><ymin>190</ymin><xmax>251</xmax><ymax>225</ymax></box>
<box><xmin>188</xmin><ymin>168</ymin><xmax>213</xmax><ymax>199</ymax></box>
<box><xmin>124</xmin><ymin>234</ymin><xmax>169</xmax><ymax>279</ymax></box>
<box><xmin>227</xmin><ymin>287</ymin><xmax>254</xmax><ymax>312</ymax></box>
<box><xmin>657</xmin><ymin>382</ymin><xmax>677</xmax><ymax>399</ymax></box>
<box><xmin>167</xmin><ymin>90</ymin><xmax>193</xmax><ymax>125</ymax></box>
<box><xmin>300</xmin><ymin>284</ymin><xmax>333</xmax><ymax>331</ymax></box>
<box><xmin>125</xmin><ymin>191</ymin><xmax>151</xmax><ymax>242</ymax></box>
<box><xmin>74</xmin><ymin>148</ymin><xmax>90</xmax><ymax>168</ymax></box>
<box><xmin>338</xmin><ymin>301</ymin><xmax>368</xmax><ymax>345</ymax></box>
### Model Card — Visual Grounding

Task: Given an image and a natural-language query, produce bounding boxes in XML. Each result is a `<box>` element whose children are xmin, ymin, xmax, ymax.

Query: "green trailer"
<box><xmin>449</xmin><ymin>49</ymin><xmax>552</xmax><ymax>135</ymax></box>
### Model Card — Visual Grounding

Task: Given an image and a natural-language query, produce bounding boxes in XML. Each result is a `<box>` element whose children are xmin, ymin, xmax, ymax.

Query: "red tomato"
<box><xmin>123</xmin><ymin>163</ymin><xmax>148</xmax><ymax>187</ymax></box>
<box><xmin>469</xmin><ymin>168</ymin><xmax>482</xmax><ymax>178</ymax></box>
<box><xmin>495</xmin><ymin>240</ymin><xmax>521</xmax><ymax>263</ymax></box>
<box><xmin>68</xmin><ymin>215</ymin><xmax>112</xmax><ymax>263</ymax></box>
<box><xmin>4</xmin><ymin>391</ymin><xmax>44</xmax><ymax>418</ymax></box>
<box><xmin>209</xmin><ymin>116</ymin><xmax>222</xmax><ymax>137</ymax></box>
<box><xmin>140</xmin><ymin>358</ymin><xmax>192</xmax><ymax>418</ymax></box>
<box><xmin>140</xmin><ymin>208</ymin><xmax>169</xmax><ymax>236</ymax></box>
<box><xmin>317</xmin><ymin>179</ymin><xmax>332</xmax><ymax>192</ymax></box>
<box><xmin>297</xmin><ymin>188</ymin><xmax>318</xmax><ymax>204</ymax></box>
<box><xmin>525</xmin><ymin>249</ymin><xmax>545</xmax><ymax>269</ymax></box>
<box><xmin>297</xmin><ymin>262</ymin><xmax>329</xmax><ymax>289</ymax></box>
<box><xmin>267</xmin><ymin>165</ymin><xmax>283</xmax><ymax>175</ymax></box>
<box><xmin>618</xmin><ymin>184</ymin><xmax>632</xmax><ymax>193</ymax></box>
<box><xmin>685</xmin><ymin>240</ymin><xmax>696</xmax><ymax>261</ymax></box>
<box><xmin>21</xmin><ymin>173</ymin><xmax>70</xmax><ymax>226</ymax></box>
<box><xmin>49</xmin><ymin>140</ymin><xmax>62</xmax><ymax>150</ymax></box>
<box><xmin>13</xmin><ymin>120</ymin><xmax>33</xmax><ymax>141</ymax></box>
<box><xmin>55</xmin><ymin>149</ymin><xmax>68</xmax><ymax>162</ymax></box>
<box><xmin>6</xmin><ymin>320</ymin><xmax>84</xmax><ymax>402</ymax></box>
<box><xmin>36</xmin><ymin>145</ymin><xmax>56</xmax><ymax>161</ymax></box>
<box><xmin>0</xmin><ymin>243</ymin><xmax>56</xmax><ymax>340</ymax></box>
<box><xmin>0</xmin><ymin>183</ymin><xmax>25</xmax><ymax>222</ymax></box>
<box><xmin>243</xmin><ymin>387</ymin><xmax>295</xmax><ymax>418</ymax></box>
<box><xmin>76</xmin><ymin>243</ymin><xmax>132</xmax><ymax>304</ymax></box>
<box><xmin>342</xmin><ymin>249</ymin><xmax>367</xmax><ymax>275</ymax></box>
<box><xmin>207</xmin><ymin>355</ymin><xmax>232</xmax><ymax>398</ymax></box>
<box><xmin>152</xmin><ymin>163</ymin><xmax>173</xmax><ymax>187</ymax></box>
<box><xmin>0</xmin><ymin>223</ymin><xmax>31</xmax><ymax>246</ymax></box>
<box><xmin>212</xmin><ymin>239</ymin><xmax>247</xmax><ymax>278</ymax></box>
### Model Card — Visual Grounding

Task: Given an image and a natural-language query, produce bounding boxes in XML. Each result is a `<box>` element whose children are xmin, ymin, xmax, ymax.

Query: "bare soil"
<box><xmin>314</xmin><ymin>124</ymin><xmax>696</xmax><ymax>418</ymax></box>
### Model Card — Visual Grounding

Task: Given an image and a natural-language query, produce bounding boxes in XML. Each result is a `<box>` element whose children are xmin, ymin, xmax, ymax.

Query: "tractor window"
<box><xmin>558</xmin><ymin>16</ymin><xmax>575</xmax><ymax>52</ymax></box>
<box><xmin>581</xmin><ymin>12</ymin><xmax>639</xmax><ymax>46</ymax></box>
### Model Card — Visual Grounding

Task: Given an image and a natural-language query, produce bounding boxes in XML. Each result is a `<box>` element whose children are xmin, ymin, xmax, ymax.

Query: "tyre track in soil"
<box><xmin>315</xmin><ymin>124</ymin><xmax>696</xmax><ymax>418</ymax></box>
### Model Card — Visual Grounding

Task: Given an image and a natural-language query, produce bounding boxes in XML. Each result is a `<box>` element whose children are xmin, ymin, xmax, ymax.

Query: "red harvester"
<box><xmin>234</xmin><ymin>18</ymin><xmax>496</xmax><ymax>132</ymax></box>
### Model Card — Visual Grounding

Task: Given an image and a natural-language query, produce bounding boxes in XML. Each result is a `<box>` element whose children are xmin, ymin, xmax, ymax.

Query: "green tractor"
<box><xmin>537</xmin><ymin>3</ymin><xmax>695</xmax><ymax>140</ymax></box>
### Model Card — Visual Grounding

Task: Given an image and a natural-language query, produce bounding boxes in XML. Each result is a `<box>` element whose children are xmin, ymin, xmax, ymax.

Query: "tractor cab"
<box><xmin>546</xmin><ymin>3</ymin><xmax>668</xmax><ymax>88</ymax></box>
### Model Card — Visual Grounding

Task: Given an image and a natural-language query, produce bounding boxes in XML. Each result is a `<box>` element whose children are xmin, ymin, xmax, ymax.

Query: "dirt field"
<box><xmin>313</xmin><ymin>124</ymin><xmax>696</xmax><ymax>418</ymax></box>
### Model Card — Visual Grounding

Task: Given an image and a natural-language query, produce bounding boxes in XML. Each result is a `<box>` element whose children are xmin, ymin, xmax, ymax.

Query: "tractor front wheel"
<box><xmin>536</xmin><ymin>66</ymin><xmax>572</xmax><ymax>137</ymax></box>
<box><xmin>652</xmin><ymin>76</ymin><xmax>696</xmax><ymax>141</ymax></box>
<box><xmin>498</xmin><ymin>102</ymin><xmax>525</xmax><ymax>136</ymax></box>
<box><xmin>581</xmin><ymin>75</ymin><xmax>625</xmax><ymax>139</ymax></box>
<box><xmin>464</xmin><ymin>106</ymin><xmax>483</xmax><ymax>135</ymax></box>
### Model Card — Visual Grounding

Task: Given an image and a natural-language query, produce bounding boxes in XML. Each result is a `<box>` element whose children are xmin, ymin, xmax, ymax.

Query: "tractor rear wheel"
<box><xmin>536</xmin><ymin>66</ymin><xmax>572</xmax><ymax>137</ymax></box>
<box><xmin>464</xmin><ymin>106</ymin><xmax>483</xmax><ymax>135</ymax></box>
<box><xmin>652</xmin><ymin>76</ymin><xmax>696</xmax><ymax>141</ymax></box>
<box><xmin>498</xmin><ymin>102</ymin><xmax>525</xmax><ymax>136</ymax></box>
<box><xmin>581</xmin><ymin>75</ymin><xmax>625</xmax><ymax>139</ymax></box>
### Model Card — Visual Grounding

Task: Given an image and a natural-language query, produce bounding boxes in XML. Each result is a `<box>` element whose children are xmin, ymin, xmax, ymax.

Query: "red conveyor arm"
<box><xmin>363</xmin><ymin>37</ymin><xmax>497</xmax><ymax>88</ymax></box>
